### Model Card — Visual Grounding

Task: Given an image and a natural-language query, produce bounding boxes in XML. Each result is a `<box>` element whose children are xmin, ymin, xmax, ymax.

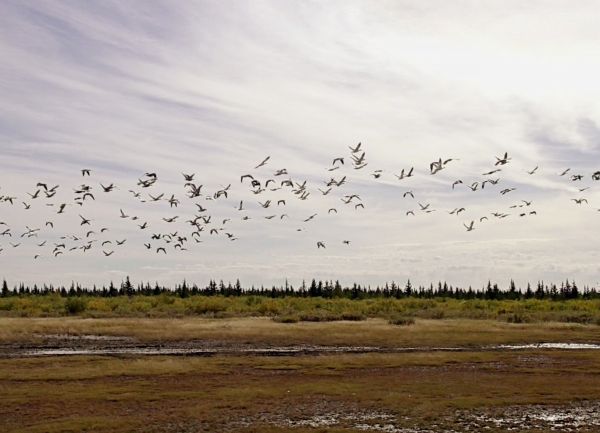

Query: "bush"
<box><xmin>388</xmin><ymin>316</ymin><xmax>415</xmax><ymax>326</ymax></box>
<box><xmin>340</xmin><ymin>312</ymin><xmax>366</xmax><ymax>321</ymax></box>
<box><xmin>65</xmin><ymin>298</ymin><xmax>86</xmax><ymax>315</ymax></box>
<box><xmin>504</xmin><ymin>313</ymin><xmax>530</xmax><ymax>323</ymax></box>
<box><xmin>273</xmin><ymin>314</ymin><xmax>300</xmax><ymax>323</ymax></box>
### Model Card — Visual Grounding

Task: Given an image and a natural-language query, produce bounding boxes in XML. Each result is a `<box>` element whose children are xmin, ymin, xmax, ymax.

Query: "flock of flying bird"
<box><xmin>1</xmin><ymin>143</ymin><xmax>600</xmax><ymax>259</ymax></box>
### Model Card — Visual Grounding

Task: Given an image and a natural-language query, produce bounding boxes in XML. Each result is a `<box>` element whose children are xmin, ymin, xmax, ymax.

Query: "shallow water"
<box><xmin>3</xmin><ymin>338</ymin><xmax>600</xmax><ymax>357</ymax></box>
<box><xmin>270</xmin><ymin>401</ymin><xmax>600</xmax><ymax>432</ymax></box>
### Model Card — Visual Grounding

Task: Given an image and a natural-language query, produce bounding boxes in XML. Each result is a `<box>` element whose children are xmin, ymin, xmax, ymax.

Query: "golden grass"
<box><xmin>1</xmin><ymin>316</ymin><xmax>599</xmax><ymax>347</ymax></box>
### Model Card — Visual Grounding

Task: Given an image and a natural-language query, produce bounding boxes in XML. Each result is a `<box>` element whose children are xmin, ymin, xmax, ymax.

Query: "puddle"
<box><xmin>496</xmin><ymin>342</ymin><xmax>600</xmax><ymax>350</ymax></box>
<box><xmin>265</xmin><ymin>401</ymin><xmax>600</xmax><ymax>432</ymax></box>
<box><xmin>2</xmin><ymin>336</ymin><xmax>599</xmax><ymax>358</ymax></box>
<box><xmin>33</xmin><ymin>333</ymin><xmax>134</xmax><ymax>341</ymax></box>
<box><xmin>464</xmin><ymin>401</ymin><xmax>600</xmax><ymax>431</ymax></box>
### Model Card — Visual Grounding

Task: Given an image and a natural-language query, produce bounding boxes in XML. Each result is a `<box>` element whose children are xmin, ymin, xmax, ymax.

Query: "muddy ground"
<box><xmin>2</xmin><ymin>333</ymin><xmax>600</xmax><ymax>358</ymax></box>
<box><xmin>2</xmin><ymin>319</ymin><xmax>600</xmax><ymax>432</ymax></box>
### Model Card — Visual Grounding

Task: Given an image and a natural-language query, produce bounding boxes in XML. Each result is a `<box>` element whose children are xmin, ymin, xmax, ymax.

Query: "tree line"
<box><xmin>1</xmin><ymin>277</ymin><xmax>598</xmax><ymax>301</ymax></box>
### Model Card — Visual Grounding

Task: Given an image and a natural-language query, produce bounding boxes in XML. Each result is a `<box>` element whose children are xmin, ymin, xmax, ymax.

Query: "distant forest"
<box><xmin>1</xmin><ymin>278</ymin><xmax>597</xmax><ymax>301</ymax></box>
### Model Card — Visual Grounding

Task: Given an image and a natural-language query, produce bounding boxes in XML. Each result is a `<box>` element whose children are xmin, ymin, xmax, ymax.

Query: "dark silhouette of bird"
<box><xmin>79</xmin><ymin>215</ymin><xmax>91</xmax><ymax>226</ymax></box>
<box><xmin>349</xmin><ymin>142</ymin><xmax>362</xmax><ymax>153</ymax></box>
<box><xmin>494</xmin><ymin>152</ymin><xmax>511</xmax><ymax>166</ymax></box>
<box><xmin>255</xmin><ymin>156</ymin><xmax>270</xmax><ymax>169</ymax></box>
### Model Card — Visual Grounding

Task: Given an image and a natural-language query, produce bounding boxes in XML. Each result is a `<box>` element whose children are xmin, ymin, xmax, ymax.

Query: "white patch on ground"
<box><xmin>496</xmin><ymin>342</ymin><xmax>600</xmax><ymax>350</ymax></box>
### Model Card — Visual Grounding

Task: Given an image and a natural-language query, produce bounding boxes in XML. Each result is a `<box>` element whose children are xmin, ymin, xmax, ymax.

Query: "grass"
<box><xmin>2</xmin><ymin>317</ymin><xmax>600</xmax><ymax>431</ymax></box>
<box><xmin>1</xmin><ymin>316</ymin><xmax>600</xmax><ymax>348</ymax></box>
<box><xmin>2</xmin><ymin>295</ymin><xmax>600</xmax><ymax>324</ymax></box>
<box><xmin>2</xmin><ymin>350</ymin><xmax>600</xmax><ymax>432</ymax></box>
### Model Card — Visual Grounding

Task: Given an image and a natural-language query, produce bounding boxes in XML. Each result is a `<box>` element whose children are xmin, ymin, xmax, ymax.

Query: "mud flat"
<box><xmin>1</xmin><ymin>332</ymin><xmax>599</xmax><ymax>358</ymax></box>
<box><xmin>2</xmin><ymin>318</ymin><xmax>600</xmax><ymax>432</ymax></box>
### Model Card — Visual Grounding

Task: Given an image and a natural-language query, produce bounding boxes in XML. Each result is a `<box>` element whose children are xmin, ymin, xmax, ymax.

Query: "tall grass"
<box><xmin>0</xmin><ymin>295</ymin><xmax>599</xmax><ymax>324</ymax></box>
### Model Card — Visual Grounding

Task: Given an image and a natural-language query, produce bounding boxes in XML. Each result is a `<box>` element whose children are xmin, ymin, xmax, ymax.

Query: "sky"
<box><xmin>1</xmin><ymin>0</ymin><xmax>600</xmax><ymax>289</ymax></box>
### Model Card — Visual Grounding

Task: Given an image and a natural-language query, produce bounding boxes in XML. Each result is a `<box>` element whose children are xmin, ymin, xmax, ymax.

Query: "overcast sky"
<box><xmin>1</xmin><ymin>0</ymin><xmax>600</xmax><ymax>289</ymax></box>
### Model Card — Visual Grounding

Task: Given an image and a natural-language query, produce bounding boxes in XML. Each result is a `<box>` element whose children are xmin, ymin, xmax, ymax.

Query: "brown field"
<box><xmin>1</xmin><ymin>317</ymin><xmax>600</xmax><ymax>432</ymax></box>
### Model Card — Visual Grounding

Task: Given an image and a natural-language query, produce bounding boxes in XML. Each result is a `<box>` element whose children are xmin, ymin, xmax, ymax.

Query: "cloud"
<box><xmin>1</xmin><ymin>0</ymin><xmax>600</xmax><ymax>287</ymax></box>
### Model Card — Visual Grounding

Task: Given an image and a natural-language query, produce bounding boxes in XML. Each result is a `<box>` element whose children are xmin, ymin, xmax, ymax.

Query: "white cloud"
<box><xmin>1</xmin><ymin>0</ymin><xmax>600</xmax><ymax>288</ymax></box>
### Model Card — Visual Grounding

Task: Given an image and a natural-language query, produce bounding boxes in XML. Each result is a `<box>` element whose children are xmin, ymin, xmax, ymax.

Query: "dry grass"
<box><xmin>1</xmin><ymin>316</ymin><xmax>599</xmax><ymax>348</ymax></box>
<box><xmin>2</xmin><ymin>317</ymin><xmax>600</xmax><ymax>432</ymax></box>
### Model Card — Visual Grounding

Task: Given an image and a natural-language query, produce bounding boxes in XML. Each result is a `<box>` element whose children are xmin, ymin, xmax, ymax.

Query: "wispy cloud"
<box><xmin>1</xmin><ymin>0</ymin><xmax>600</xmax><ymax>287</ymax></box>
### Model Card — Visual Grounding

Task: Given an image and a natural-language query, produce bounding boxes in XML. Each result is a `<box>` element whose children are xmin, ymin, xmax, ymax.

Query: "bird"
<box><xmin>403</xmin><ymin>191</ymin><xmax>414</xmax><ymax>199</ymax></box>
<box><xmin>467</xmin><ymin>182</ymin><xmax>479</xmax><ymax>192</ymax></box>
<box><xmin>148</xmin><ymin>193</ymin><xmax>164</xmax><ymax>202</ymax></box>
<box><xmin>349</xmin><ymin>142</ymin><xmax>362</xmax><ymax>153</ymax></box>
<box><xmin>560</xmin><ymin>168</ymin><xmax>571</xmax><ymax>176</ymax></box>
<box><xmin>304</xmin><ymin>214</ymin><xmax>317</xmax><ymax>222</ymax></box>
<box><xmin>27</xmin><ymin>190</ymin><xmax>40</xmax><ymax>199</ymax></box>
<box><xmin>81</xmin><ymin>169</ymin><xmax>91</xmax><ymax>176</ymax></box>
<box><xmin>429</xmin><ymin>158</ymin><xmax>445</xmax><ymax>175</ymax></box>
<box><xmin>494</xmin><ymin>152</ymin><xmax>511</xmax><ymax>166</ymax></box>
<box><xmin>103</xmin><ymin>250</ymin><xmax>114</xmax><ymax>256</ymax></box>
<box><xmin>463</xmin><ymin>221</ymin><xmax>475</xmax><ymax>232</ymax></box>
<box><xmin>482</xmin><ymin>169</ymin><xmax>501</xmax><ymax>176</ymax></box>
<box><xmin>449</xmin><ymin>208</ymin><xmax>466</xmax><ymax>215</ymax></box>
<box><xmin>395</xmin><ymin>167</ymin><xmax>414</xmax><ymax>180</ymax></box>
<box><xmin>255</xmin><ymin>156</ymin><xmax>270</xmax><ymax>169</ymax></box>
<box><xmin>79</xmin><ymin>215</ymin><xmax>91</xmax><ymax>226</ymax></box>
<box><xmin>317</xmin><ymin>241</ymin><xmax>326</xmax><ymax>249</ymax></box>
<box><xmin>572</xmin><ymin>198</ymin><xmax>588</xmax><ymax>205</ymax></box>
<box><xmin>343</xmin><ymin>240</ymin><xmax>351</xmax><ymax>245</ymax></box>
<box><xmin>100</xmin><ymin>183</ymin><xmax>115</xmax><ymax>192</ymax></box>
<box><xmin>527</xmin><ymin>166</ymin><xmax>539</xmax><ymax>175</ymax></box>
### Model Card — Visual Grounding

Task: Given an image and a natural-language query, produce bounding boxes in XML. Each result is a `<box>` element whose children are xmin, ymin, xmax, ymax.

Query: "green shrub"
<box><xmin>273</xmin><ymin>314</ymin><xmax>300</xmax><ymax>323</ymax></box>
<box><xmin>388</xmin><ymin>316</ymin><xmax>415</xmax><ymax>326</ymax></box>
<box><xmin>65</xmin><ymin>298</ymin><xmax>87</xmax><ymax>315</ymax></box>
